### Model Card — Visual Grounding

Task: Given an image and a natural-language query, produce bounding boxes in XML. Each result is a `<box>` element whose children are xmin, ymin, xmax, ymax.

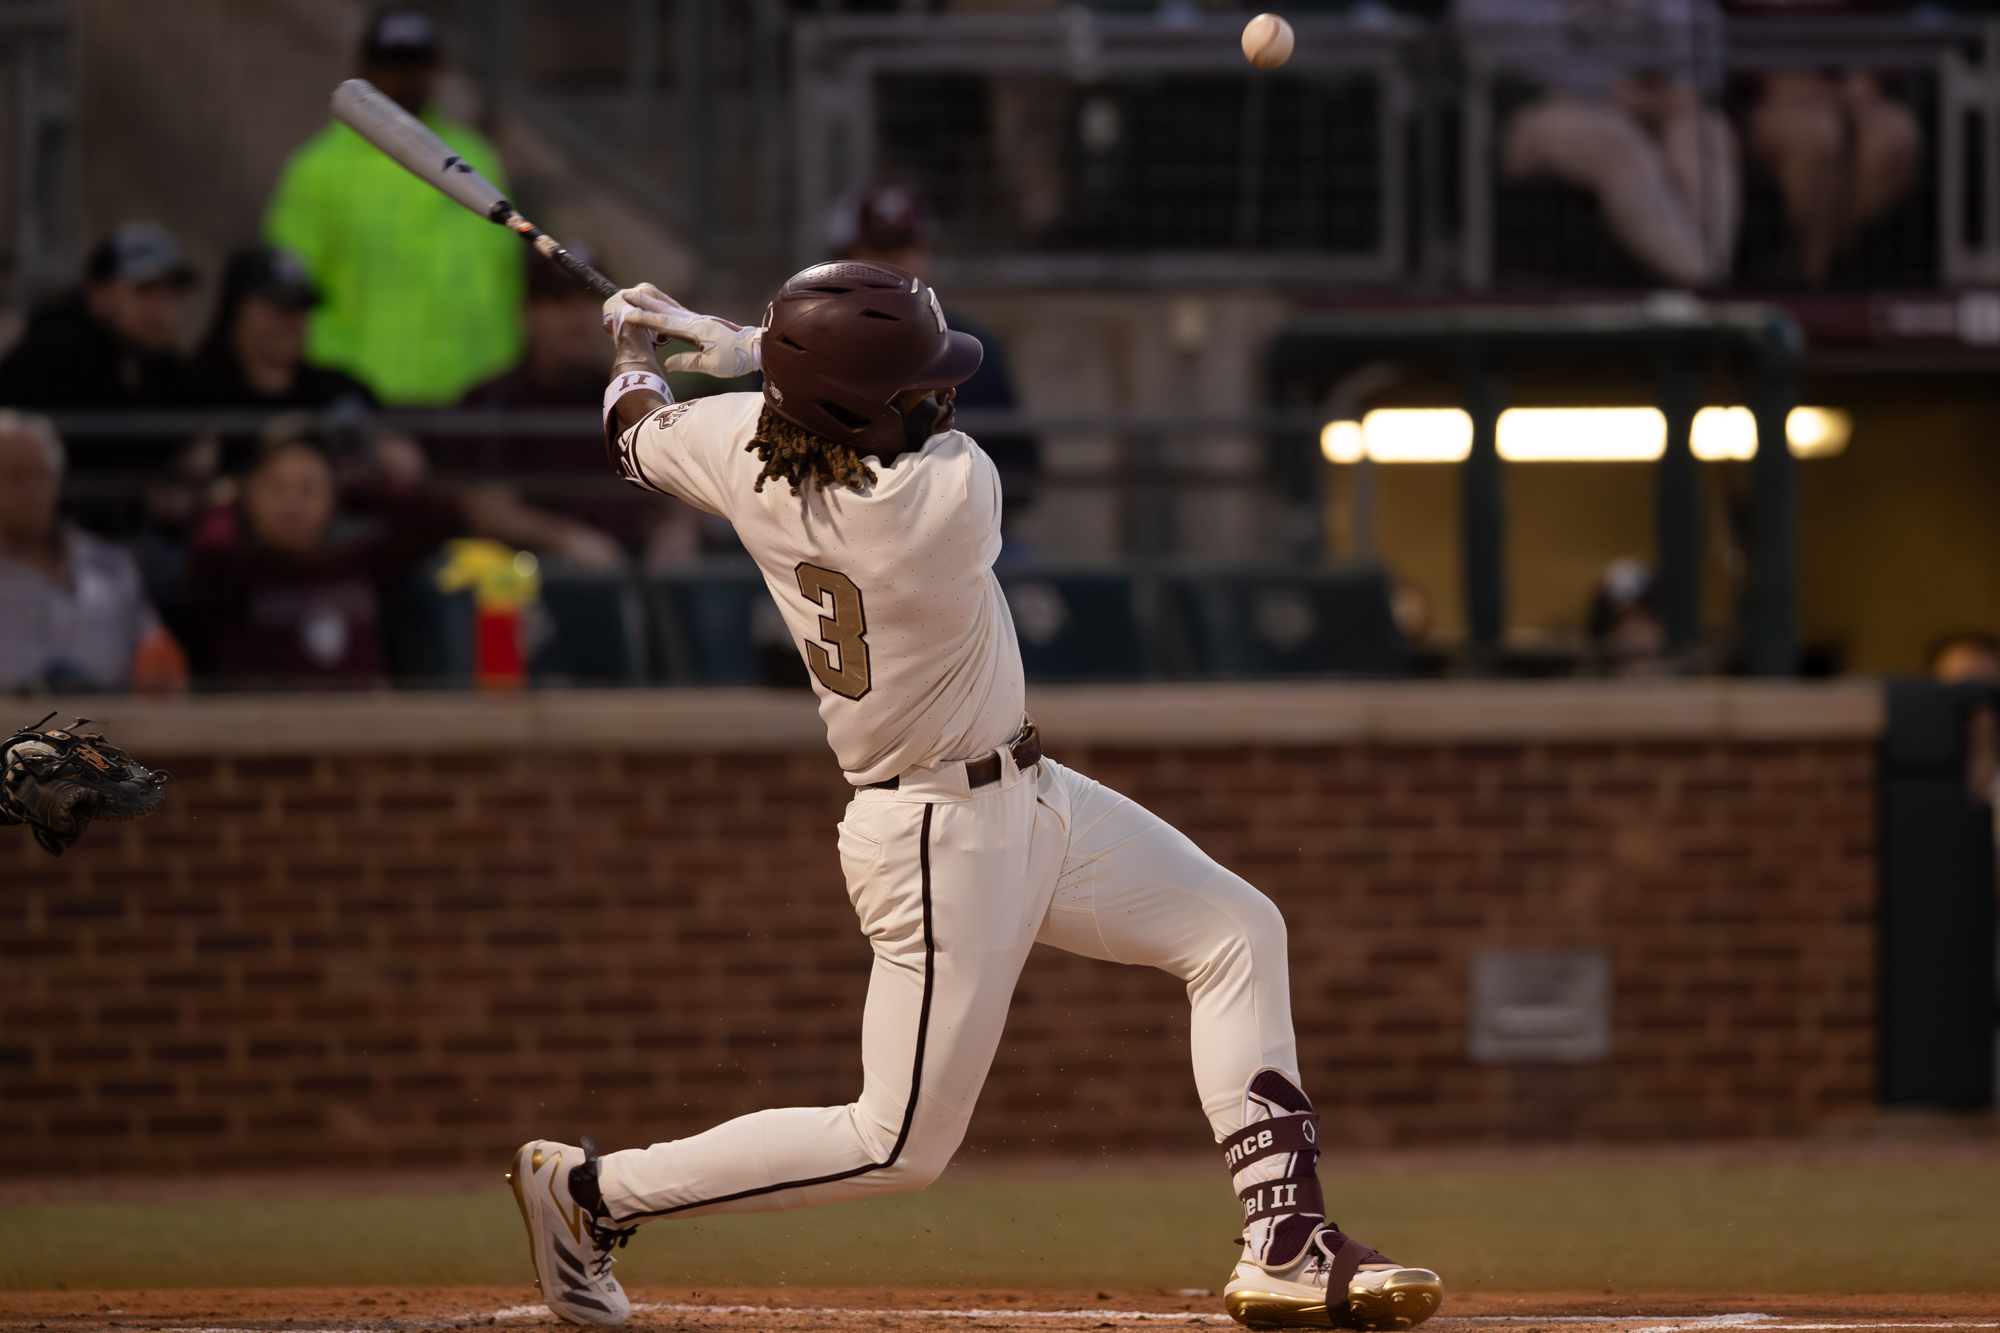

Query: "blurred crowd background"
<box><xmin>4</xmin><ymin>0</ymin><xmax>2000</xmax><ymax>1170</ymax></box>
<box><xmin>6</xmin><ymin>0</ymin><xmax>2000</xmax><ymax>694</ymax></box>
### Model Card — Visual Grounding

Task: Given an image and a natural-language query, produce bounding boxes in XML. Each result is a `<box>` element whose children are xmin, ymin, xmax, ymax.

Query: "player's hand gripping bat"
<box><xmin>330</xmin><ymin>79</ymin><xmax>618</xmax><ymax>299</ymax></box>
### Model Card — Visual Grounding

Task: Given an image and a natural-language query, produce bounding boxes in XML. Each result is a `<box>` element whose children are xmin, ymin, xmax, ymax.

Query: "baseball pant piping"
<box><xmin>606</xmin><ymin>803</ymin><xmax>939</xmax><ymax>1223</ymax></box>
<box><xmin>593</xmin><ymin>758</ymin><xmax>1297</xmax><ymax>1226</ymax></box>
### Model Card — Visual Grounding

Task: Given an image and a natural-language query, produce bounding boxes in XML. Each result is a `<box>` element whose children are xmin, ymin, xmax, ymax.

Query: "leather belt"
<box><xmin>865</xmin><ymin>718</ymin><xmax>1041</xmax><ymax>792</ymax></box>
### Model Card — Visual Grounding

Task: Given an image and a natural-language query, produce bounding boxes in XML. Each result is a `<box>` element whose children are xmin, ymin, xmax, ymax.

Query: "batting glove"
<box><xmin>603</xmin><ymin>283</ymin><xmax>687</xmax><ymax>340</ymax></box>
<box><xmin>603</xmin><ymin>284</ymin><xmax>761</xmax><ymax>379</ymax></box>
<box><xmin>656</xmin><ymin>312</ymin><xmax>761</xmax><ymax>379</ymax></box>
<box><xmin>603</xmin><ymin>284</ymin><xmax>674</xmax><ymax>376</ymax></box>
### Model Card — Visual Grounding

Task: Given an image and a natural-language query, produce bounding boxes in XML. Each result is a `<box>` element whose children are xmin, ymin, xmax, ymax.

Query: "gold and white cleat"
<box><xmin>1223</xmin><ymin>1226</ymin><xmax>1442</xmax><ymax>1330</ymax></box>
<box><xmin>508</xmin><ymin>1139</ymin><xmax>635</xmax><ymax>1326</ymax></box>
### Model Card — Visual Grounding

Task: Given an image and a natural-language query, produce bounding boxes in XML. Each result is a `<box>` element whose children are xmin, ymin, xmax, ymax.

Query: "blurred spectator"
<box><xmin>1931</xmin><ymin>632</ymin><xmax>2000</xmax><ymax>684</ymax></box>
<box><xmin>183</xmin><ymin>421</ymin><xmax>464</xmax><ymax>687</ymax></box>
<box><xmin>829</xmin><ymin>184</ymin><xmax>1040</xmax><ymax>550</ymax></box>
<box><xmin>1930</xmin><ymin>633</ymin><xmax>2000</xmax><ymax>880</ymax></box>
<box><xmin>186</xmin><ymin>246</ymin><xmax>376</xmax><ymax>425</ymax></box>
<box><xmin>451</xmin><ymin>247</ymin><xmax>718</xmax><ymax>569</ymax></box>
<box><xmin>121</xmin><ymin>246</ymin><xmax>386</xmax><ymax>670</ymax></box>
<box><xmin>1726</xmin><ymin>0</ymin><xmax>1922</xmax><ymax>286</ymax></box>
<box><xmin>0</xmin><ymin>223</ymin><xmax>199</xmax><ymax>539</ymax></box>
<box><xmin>0</xmin><ymin>222</ymin><xmax>196</xmax><ymax>411</ymax></box>
<box><xmin>0</xmin><ymin>412</ymin><xmax>187</xmax><ymax>694</ymax></box>
<box><xmin>1748</xmin><ymin>73</ymin><xmax>1920</xmax><ymax>285</ymax></box>
<box><xmin>1587</xmin><ymin>558</ymin><xmax>1672</xmax><ymax>675</ymax></box>
<box><xmin>945</xmin><ymin>0</ymin><xmax>1070</xmax><ymax>241</ymax></box>
<box><xmin>180</xmin><ymin>245</ymin><xmax>621</xmax><ymax>573</ymax></box>
<box><xmin>1458</xmin><ymin>0</ymin><xmax>1739</xmax><ymax>288</ymax></box>
<box><xmin>264</xmin><ymin>6</ymin><xmax>524</xmax><ymax>406</ymax></box>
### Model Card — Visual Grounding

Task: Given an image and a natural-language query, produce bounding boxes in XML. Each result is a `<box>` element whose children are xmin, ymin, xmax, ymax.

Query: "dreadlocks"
<box><xmin>747</xmin><ymin>406</ymin><xmax>877</xmax><ymax>496</ymax></box>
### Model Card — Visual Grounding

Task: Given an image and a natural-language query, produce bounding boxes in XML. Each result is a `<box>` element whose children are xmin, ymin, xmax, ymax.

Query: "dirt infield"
<box><xmin>1</xmin><ymin>1289</ymin><xmax>1996</xmax><ymax>1333</ymax></box>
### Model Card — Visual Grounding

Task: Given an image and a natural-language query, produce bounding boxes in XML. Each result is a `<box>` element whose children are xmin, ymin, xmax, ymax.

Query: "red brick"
<box><xmin>0</xmin><ymin>733</ymin><xmax>1880</xmax><ymax>1165</ymax></box>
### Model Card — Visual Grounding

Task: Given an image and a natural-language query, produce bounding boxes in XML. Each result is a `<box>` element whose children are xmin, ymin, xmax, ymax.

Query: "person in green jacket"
<box><xmin>265</xmin><ymin>6</ymin><xmax>524</xmax><ymax>407</ymax></box>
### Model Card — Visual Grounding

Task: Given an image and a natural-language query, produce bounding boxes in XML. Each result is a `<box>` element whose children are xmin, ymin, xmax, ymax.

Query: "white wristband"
<box><xmin>603</xmin><ymin>369</ymin><xmax>671</xmax><ymax>431</ymax></box>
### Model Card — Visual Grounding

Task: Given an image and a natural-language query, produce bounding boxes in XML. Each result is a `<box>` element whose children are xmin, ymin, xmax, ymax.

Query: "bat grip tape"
<box><xmin>495</xmin><ymin>205</ymin><xmax>621</xmax><ymax>299</ymax></box>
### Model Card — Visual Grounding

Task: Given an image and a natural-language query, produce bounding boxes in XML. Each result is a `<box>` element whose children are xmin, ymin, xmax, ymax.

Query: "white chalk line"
<box><xmin>143</xmin><ymin>1311</ymin><xmax>2000</xmax><ymax>1333</ymax></box>
<box><xmin>1439</xmin><ymin>1320</ymin><xmax>1995</xmax><ymax>1333</ymax></box>
<box><xmin>498</xmin><ymin>1303</ymin><xmax>1752</xmax><ymax>1325</ymax></box>
<box><xmin>503</xmin><ymin>1305</ymin><xmax>1232</xmax><ymax>1323</ymax></box>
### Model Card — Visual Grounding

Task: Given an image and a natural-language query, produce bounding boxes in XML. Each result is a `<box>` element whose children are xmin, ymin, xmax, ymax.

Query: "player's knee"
<box><xmin>1237</xmin><ymin>885</ymin><xmax>1288</xmax><ymax>960</ymax></box>
<box><xmin>853</xmin><ymin>1104</ymin><xmax>962</xmax><ymax>1193</ymax></box>
<box><xmin>872</xmin><ymin>1128</ymin><xmax>956</xmax><ymax>1193</ymax></box>
<box><xmin>890</xmin><ymin>1140</ymin><xmax>954</xmax><ymax>1191</ymax></box>
<box><xmin>1213</xmin><ymin>874</ymin><xmax>1287</xmax><ymax>953</ymax></box>
<box><xmin>1195</xmin><ymin>873</ymin><xmax>1287</xmax><ymax>978</ymax></box>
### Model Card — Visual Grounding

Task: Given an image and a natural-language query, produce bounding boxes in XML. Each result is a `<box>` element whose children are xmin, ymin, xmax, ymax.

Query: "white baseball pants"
<box><xmin>596</xmin><ymin>751</ymin><xmax>1299</xmax><ymax>1225</ymax></box>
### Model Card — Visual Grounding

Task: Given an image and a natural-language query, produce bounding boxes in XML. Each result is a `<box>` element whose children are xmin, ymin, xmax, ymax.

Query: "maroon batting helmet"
<box><xmin>759</xmin><ymin>261</ymin><xmax>983</xmax><ymax>457</ymax></box>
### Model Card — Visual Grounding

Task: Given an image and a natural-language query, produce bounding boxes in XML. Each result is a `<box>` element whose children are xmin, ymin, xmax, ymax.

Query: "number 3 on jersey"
<box><xmin>795</xmin><ymin>563</ymin><xmax>871</xmax><ymax>700</ymax></box>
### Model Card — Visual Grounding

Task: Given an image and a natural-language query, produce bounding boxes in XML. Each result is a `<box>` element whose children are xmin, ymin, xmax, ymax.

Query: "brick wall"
<box><xmin>0</xmin><ymin>689</ymin><xmax>1879</xmax><ymax>1173</ymax></box>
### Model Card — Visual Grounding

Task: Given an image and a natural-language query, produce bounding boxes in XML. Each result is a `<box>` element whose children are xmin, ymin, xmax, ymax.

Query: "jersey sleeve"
<box><xmin>611</xmin><ymin>393</ymin><xmax>758</xmax><ymax>519</ymax></box>
<box><xmin>962</xmin><ymin>434</ymin><xmax>1005</xmax><ymax>569</ymax></box>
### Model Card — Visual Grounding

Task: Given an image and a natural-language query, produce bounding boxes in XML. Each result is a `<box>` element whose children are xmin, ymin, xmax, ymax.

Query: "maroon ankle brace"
<box><xmin>1228</xmin><ymin>1068</ymin><xmax>1327</xmax><ymax>1269</ymax></box>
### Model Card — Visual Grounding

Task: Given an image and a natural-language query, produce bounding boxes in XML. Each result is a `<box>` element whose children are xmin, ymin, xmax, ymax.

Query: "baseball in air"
<box><xmin>1241</xmin><ymin>13</ymin><xmax>1295</xmax><ymax>69</ymax></box>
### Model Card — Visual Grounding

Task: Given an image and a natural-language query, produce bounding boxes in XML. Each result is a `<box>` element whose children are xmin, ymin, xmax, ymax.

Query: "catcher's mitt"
<box><xmin>2</xmin><ymin>714</ymin><xmax>171</xmax><ymax>857</ymax></box>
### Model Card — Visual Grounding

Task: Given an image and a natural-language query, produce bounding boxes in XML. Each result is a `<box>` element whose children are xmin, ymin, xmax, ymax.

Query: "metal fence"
<box><xmin>0</xmin><ymin>0</ymin><xmax>71</xmax><ymax>308</ymax></box>
<box><xmin>793</xmin><ymin>11</ymin><xmax>1421</xmax><ymax>286</ymax></box>
<box><xmin>39</xmin><ymin>404</ymin><xmax>1421</xmax><ymax>689</ymax></box>
<box><xmin>438</xmin><ymin>2</ymin><xmax>2000</xmax><ymax>293</ymax></box>
<box><xmin>450</xmin><ymin>0</ymin><xmax>794</xmax><ymax>264</ymax></box>
<box><xmin>42</xmin><ymin>404</ymin><xmax>1318</xmax><ymax>535</ymax></box>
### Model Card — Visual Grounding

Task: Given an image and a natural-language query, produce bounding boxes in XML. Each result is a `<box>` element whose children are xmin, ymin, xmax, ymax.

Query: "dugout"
<box><xmin>1268</xmin><ymin>301</ymin><xmax>1804</xmax><ymax>675</ymax></box>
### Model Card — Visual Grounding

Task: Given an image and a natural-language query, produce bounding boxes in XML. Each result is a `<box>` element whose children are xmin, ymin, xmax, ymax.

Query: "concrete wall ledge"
<box><xmin>16</xmin><ymin>679</ymin><xmax>1884</xmax><ymax>756</ymax></box>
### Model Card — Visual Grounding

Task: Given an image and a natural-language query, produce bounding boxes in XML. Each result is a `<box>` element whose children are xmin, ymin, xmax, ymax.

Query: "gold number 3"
<box><xmin>795</xmin><ymin>563</ymin><xmax>871</xmax><ymax>700</ymax></box>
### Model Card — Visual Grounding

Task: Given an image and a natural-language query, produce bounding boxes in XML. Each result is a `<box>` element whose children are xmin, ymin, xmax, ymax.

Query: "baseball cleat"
<box><xmin>509</xmin><ymin>1139</ymin><xmax>635</xmax><ymax>1326</ymax></box>
<box><xmin>1223</xmin><ymin>1225</ymin><xmax>1442</xmax><ymax>1331</ymax></box>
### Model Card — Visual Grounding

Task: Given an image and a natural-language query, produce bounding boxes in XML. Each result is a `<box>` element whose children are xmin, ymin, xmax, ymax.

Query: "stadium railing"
<box><xmin>465</xmin><ymin>3</ymin><xmax>2000</xmax><ymax>294</ymax></box>
<box><xmin>40</xmin><ymin>405</ymin><xmax>1415</xmax><ymax>690</ymax></box>
<box><xmin>0</xmin><ymin>2</ymin><xmax>74</xmax><ymax>308</ymax></box>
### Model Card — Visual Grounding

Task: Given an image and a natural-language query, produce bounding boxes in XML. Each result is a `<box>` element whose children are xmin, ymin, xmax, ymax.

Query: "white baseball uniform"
<box><xmin>594</xmin><ymin>392</ymin><xmax>1301</xmax><ymax>1226</ymax></box>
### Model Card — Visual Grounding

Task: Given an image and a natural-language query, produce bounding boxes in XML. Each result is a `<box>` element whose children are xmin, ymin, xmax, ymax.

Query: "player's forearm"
<box><xmin>602</xmin><ymin>351</ymin><xmax>670</xmax><ymax>489</ymax></box>
<box><xmin>611</xmin><ymin>384</ymin><xmax>667</xmax><ymax>436</ymax></box>
<box><xmin>605</xmin><ymin>282</ymin><xmax>672</xmax><ymax>437</ymax></box>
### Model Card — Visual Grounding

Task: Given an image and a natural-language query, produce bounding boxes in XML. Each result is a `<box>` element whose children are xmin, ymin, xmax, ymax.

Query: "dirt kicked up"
<box><xmin>0</xmin><ymin>1290</ymin><xmax>1995</xmax><ymax>1333</ymax></box>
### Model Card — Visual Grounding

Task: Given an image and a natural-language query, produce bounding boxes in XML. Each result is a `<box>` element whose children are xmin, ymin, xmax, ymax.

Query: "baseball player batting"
<box><xmin>505</xmin><ymin>267</ymin><xmax>1444</xmax><ymax>1332</ymax></box>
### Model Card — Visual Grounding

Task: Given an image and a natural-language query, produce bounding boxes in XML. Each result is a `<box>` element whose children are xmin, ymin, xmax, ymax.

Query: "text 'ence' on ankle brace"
<box><xmin>1226</xmin><ymin>1067</ymin><xmax>1326</xmax><ymax>1270</ymax></box>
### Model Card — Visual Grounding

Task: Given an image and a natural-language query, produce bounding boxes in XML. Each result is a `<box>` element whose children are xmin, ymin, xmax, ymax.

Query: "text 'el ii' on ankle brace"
<box><xmin>1224</xmin><ymin>1066</ymin><xmax>1326</xmax><ymax>1270</ymax></box>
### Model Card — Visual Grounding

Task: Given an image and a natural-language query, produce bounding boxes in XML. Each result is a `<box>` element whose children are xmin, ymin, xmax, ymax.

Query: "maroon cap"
<box><xmin>759</xmin><ymin>261</ymin><xmax>982</xmax><ymax>458</ymax></box>
<box><xmin>826</xmin><ymin>185</ymin><xmax>937</xmax><ymax>255</ymax></box>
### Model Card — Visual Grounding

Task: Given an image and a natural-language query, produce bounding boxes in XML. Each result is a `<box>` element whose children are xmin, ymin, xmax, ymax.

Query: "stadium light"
<box><xmin>1692</xmin><ymin>406</ymin><xmax>1757</xmax><ymax>460</ymax></box>
<box><xmin>1691</xmin><ymin>406</ymin><xmax>1853</xmax><ymax>460</ymax></box>
<box><xmin>1496</xmin><ymin>408</ymin><xmax>1665</xmax><ymax>462</ymax></box>
<box><xmin>1319</xmin><ymin>405</ymin><xmax>1852</xmax><ymax>463</ymax></box>
<box><xmin>1359</xmin><ymin>408</ymin><xmax>1473</xmax><ymax>462</ymax></box>
<box><xmin>1319</xmin><ymin>419</ymin><xmax>1365</xmax><ymax>464</ymax></box>
<box><xmin>1786</xmin><ymin>406</ymin><xmax>1852</xmax><ymax>458</ymax></box>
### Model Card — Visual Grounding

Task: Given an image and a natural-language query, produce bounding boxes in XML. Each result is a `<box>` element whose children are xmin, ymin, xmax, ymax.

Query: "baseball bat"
<box><xmin>329</xmin><ymin>78</ymin><xmax>620</xmax><ymax>300</ymax></box>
